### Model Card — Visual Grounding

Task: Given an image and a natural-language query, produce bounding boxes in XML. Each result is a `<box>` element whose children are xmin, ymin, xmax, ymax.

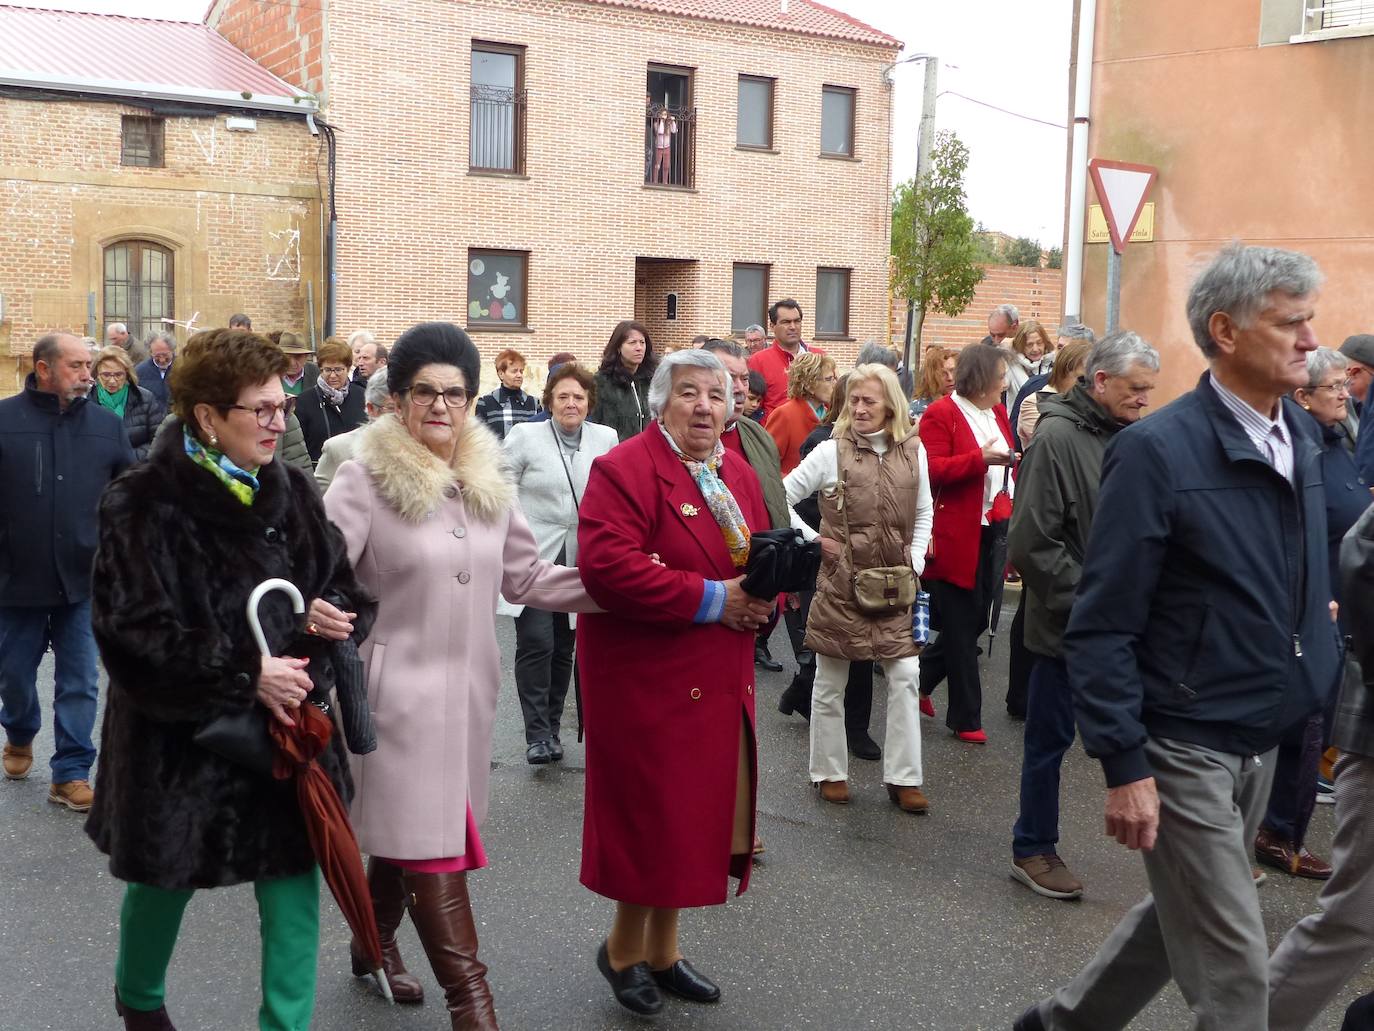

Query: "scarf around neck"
<box><xmin>184</xmin><ymin>427</ymin><xmax>261</xmax><ymax>506</ymax></box>
<box><xmin>96</xmin><ymin>383</ymin><xmax>130</xmax><ymax>418</ymax></box>
<box><xmin>658</xmin><ymin>423</ymin><xmax>751</xmax><ymax>568</ymax></box>
<box><xmin>317</xmin><ymin>378</ymin><xmax>348</xmax><ymax>407</ymax></box>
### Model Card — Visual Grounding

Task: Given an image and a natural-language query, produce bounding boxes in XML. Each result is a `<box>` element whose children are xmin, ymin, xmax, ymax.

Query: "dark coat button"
<box><xmin>264</xmin><ymin>527</ymin><xmax>279</xmax><ymax>543</ymax></box>
<box><xmin>444</xmin><ymin>485</ymin><xmax>459</xmax><ymax>499</ymax></box>
<box><xmin>457</xmin><ymin>571</ymin><xmax>471</xmax><ymax>584</ymax></box>
<box><xmin>234</xmin><ymin>672</ymin><xmax>251</xmax><ymax>688</ymax></box>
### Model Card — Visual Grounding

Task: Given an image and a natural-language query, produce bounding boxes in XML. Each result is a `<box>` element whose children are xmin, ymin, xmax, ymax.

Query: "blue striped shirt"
<box><xmin>1209</xmin><ymin>374</ymin><xmax>1294</xmax><ymax>483</ymax></box>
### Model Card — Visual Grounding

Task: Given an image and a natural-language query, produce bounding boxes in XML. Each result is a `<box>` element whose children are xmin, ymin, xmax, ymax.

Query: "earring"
<box><xmin>210</xmin><ymin>432</ymin><xmax>219</xmax><ymax>446</ymax></box>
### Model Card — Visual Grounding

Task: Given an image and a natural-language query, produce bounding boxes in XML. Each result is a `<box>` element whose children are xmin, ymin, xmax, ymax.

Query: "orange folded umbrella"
<box><xmin>249</xmin><ymin>579</ymin><xmax>393</xmax><ymax>1004</ymax></box>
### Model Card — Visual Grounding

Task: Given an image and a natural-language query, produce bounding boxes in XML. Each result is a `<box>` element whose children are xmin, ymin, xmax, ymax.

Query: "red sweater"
<box><xmin>748</xmin><ymin>340</ymin><xmax>826</xmax><ymax>420</ymax></box>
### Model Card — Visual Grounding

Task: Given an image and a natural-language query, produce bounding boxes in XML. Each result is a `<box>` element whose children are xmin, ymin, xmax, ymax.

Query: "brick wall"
<box><xmin>892</xmin><ymin>264</ymin><xmax>1066</xmax><ymax>352</ymax></box>
<box><xmin>221</xmin><ymin>0</ymin><xmax>898</xmax><ymax>393</ymax></box>
<box><xmin>209</xmin><ymin>0</ymin><xmax>328</xmax><ymax>101</ymax></box>
<box><xmin>0</xmin><ymin>96</ymin><xmax>323</xmax><ymax>391</ymax></box>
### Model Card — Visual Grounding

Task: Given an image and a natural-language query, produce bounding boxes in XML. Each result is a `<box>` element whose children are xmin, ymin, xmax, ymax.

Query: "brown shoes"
<box><xmin>1011</xmin><ymin>854</ymin><xmax>1084</xmax><ymax>900</ymax></box>
<box><xmin>815</xmin><ymin>780</ymin><xmax>849</xmax><ymax>805</ymax></box>
<box><xmin>885</xmin><ymin>784</ymin><xmax>930</xmax><ymax>814</ymax></box>
<box><xmin>1255</xmin><ymin>827</ymin><xmax>1333</xmax><ymax>880</ymax></box>
<box><xmin>48</xmin><ymin>780</ymin><xmax>94</xmax><ymax>812</ymax></box>
<box><xmin>3</xmin><ymin>742</ymin><xmax>32</xmax><ymax>780</ymax></box>
<box><xmin>355</xmin><ymin>858</ymin><xmax>424</xmax><ymax>1004</ymax></box>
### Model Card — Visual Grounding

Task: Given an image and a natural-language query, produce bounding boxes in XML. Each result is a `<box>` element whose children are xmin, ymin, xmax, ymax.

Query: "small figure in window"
<box><xmin>651</xmin><ymin>103</ymin><xmax>677</xmax><ymax>185</ymax></box>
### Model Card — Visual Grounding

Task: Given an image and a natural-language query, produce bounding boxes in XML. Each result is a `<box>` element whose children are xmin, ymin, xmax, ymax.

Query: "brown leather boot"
<box><xmin>351</xmin><ymin>857</ymin><xmax>424</xmax><ymax>1004</ymax></box>
<box><xmin>404</xmin><ymin>871</ymin><xmax>499</xmax><ymax>1030</ymax></box>
<box><xmin>115</xmin><ymin>988</ymin><xmax>177</xmax><ymax>1030</ymax></box>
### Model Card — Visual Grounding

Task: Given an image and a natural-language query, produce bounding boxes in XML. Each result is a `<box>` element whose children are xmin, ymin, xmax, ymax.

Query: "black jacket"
<box><xmin>99</xmin><ymin>385</ymin><xmax>164</xmax><ymax>462</ymax></box>
<box><xmin>0</xmin><ymin>377</ymin><xmax>133</xmax><ymax>606</ymax></box>
<box><xmin>1008</xmin><ymin>382</ymin><xmax>1124</xmax><ymax>658</ymax></box>
<box><xmin>295</xmin><ymin>382</ymin><xmax>367</xmax><ymax>464</ymax></box>
<box><xmin>84</xmin><ymin>420</ymin><xmax>376</xmax><ymax>889</ymax></box>
<box><xmin>473</xmin><ymin>385</ymin><xmax>540</xmax><ymax>441</ymax></box>
<box><xmin>1336</xmin><ymin>503</ymin><xmax>1374</xmax><ymax>759</ymax></box>
<box><xmin>1064</xmin><ymin>374</ymin><xmax>1341</xmax><ymax>787</ymax></box>
<box><xmin>1312</xmin><ymin>417</ymin><xmax>1371</xmax><ymax>606</ymax></box>
<box><xmin>133</xmin><ymin>357</ymin><xmax>171</xmax><ymax>409</ymax></box>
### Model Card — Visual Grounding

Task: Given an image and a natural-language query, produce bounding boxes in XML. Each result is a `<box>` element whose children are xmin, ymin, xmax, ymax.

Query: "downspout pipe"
<box><xmin>1063</xmin><ymin>0</ymin><xmax>1097</xmax><ymax>323</ymax></box>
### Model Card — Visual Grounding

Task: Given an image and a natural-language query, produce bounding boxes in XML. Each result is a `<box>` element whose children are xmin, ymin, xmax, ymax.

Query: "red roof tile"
<box><xmin>581</xmin><ymin>0</ymin><xmax>902</xmax><ymax>48</ymax></box>
<box><xmin>0</xmin><ymin>5</ymin><xmax>306</xmax><ymax>106</ymax></box>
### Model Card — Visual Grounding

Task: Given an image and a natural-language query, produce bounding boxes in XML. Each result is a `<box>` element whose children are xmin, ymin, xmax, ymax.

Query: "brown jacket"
<box><xmin>805</xmin><ymin>430</ymin><xmax>924</xmax><ymax>661</ymax></box>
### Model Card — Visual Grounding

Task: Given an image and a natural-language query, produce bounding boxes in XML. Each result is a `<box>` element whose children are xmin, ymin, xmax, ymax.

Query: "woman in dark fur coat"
<box><xmin>84</xmin><ymin>328</ymin><xmax>376</xmax><ymax>1031</ymax></box>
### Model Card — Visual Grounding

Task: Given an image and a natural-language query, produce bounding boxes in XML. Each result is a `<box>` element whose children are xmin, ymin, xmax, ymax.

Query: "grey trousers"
<box><xmin>1268</xmin><ymin>752</ymin><xmax>1374</xmax><ymax>1031</ymax></box>
<box><xmin>1039</xmin><ymin>736</ymin><xmax>1277</xmax><ymax>1031</ymax></box>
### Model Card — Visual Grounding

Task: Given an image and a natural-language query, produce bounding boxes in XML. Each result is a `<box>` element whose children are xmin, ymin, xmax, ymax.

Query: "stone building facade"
<box><xmin>0</xmin><ymin>8</ymin><xmax>323</xmax><ymax>391</ymax></box>
<box><xmin>210</xmin><ymin>0</ymin><xmax>902</xmax><ymax>374</ymax></box>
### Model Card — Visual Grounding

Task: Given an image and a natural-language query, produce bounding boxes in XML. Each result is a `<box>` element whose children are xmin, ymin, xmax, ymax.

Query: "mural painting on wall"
<box><xmin>467</xmin><ymin>254</ymin><xmax>523</xmax><ymax>324</ymax></box>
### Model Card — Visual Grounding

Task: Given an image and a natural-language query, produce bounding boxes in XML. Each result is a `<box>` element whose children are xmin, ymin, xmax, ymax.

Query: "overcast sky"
<box><xmin>18</xmin><ymin>0</ymin><xmax>1073</xmax><ymax>247</ymax></box>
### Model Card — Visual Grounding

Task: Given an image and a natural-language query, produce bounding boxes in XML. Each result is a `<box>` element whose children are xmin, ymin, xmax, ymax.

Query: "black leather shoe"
<box><xmin>754</xmin><ymin>644</ymin><xmax>784</xmax><ymax>672</ymax></box>
<box><xmin>596</xmin><ymin>941</ymin><xmax>663</xmax><ymax>1015</ymax></box>
<box><xmin>1013</xmin><ymin>1003</ymin><xmax>1046</xmax><ymax>1031</ymax></box>
<box><xmin>652</xmin><ymin>958</ymin><xmax>721</xmax><ymax>1003</ymax></box>
<box><xmin>549</xmin><ymin>739</ymin><xmax>564</xmax><ymax>762</ymax></box>
<box><xmin>526</xmin><ymin>741</ymin><xmax>554</xmax><ymax>765</ymax></box>
<box><xmin>777</xmin><ymin>681</ymin><xmax>810</xmax><ymax>721</ymax></box>
<box><xmin>847</xmin><ymin>733</ymin><xmax>882</xmax><ymax>761</ymax></box>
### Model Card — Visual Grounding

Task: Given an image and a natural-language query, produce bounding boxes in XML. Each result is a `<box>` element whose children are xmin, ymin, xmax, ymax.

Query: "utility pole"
<box><xmin>899</xmin><ymin>55</ymin><xmax>939</xmax><ymax>376</ymax></box>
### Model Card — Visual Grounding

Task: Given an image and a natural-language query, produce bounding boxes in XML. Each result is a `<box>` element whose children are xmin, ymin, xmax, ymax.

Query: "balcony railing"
<box><xmin>645</xmin><ymin>105</ymin><xmax>695</xmax><ymax>189</ymax></box>
<box><xmin>471</xmin><ymin>84</ymin><xmax>527</xmax><ymax>174</ymax></box>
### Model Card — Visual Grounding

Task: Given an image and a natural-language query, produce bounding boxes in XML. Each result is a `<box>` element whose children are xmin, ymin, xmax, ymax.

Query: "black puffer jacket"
<box><xmin>112</xmin><ymin>385</ymin><xmax>163</xmax><ymax>461</ymax></box>
<box><xmin>84</xmin><ymin>420</ymin><xmax>376</xmax><ymax>890</ymax></box>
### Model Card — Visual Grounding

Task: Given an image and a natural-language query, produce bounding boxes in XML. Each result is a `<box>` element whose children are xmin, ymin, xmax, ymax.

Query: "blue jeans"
<box><xmin>1012</xmin><ymin>656</ymin><xmax>1077</xmax><ymax>859</ymax></box>
<box><xmin>0</xmin><ymin>601</ymin><xmax>99</xmax><ymax>782</ymax></box>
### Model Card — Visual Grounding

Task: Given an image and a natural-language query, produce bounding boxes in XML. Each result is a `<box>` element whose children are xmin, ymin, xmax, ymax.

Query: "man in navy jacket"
<box><xmin>1017</xmin><ymin>244</ymin><xmax>1341</xmax><ymax>1031</ymax></box>
<box><xmin>0</xmin><ymin>333</ymin><xmax>134</xmax><ymax>812</ymax></box>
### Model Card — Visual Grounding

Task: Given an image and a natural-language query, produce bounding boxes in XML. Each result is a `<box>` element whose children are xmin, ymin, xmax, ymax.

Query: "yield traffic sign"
<box><xmin>1088</xmin><ymin>159</ymin><xmax>1158</xmax><ymax>254</ymax></box>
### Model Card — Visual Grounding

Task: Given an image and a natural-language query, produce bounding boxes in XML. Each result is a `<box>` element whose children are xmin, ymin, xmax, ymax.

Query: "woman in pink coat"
<box><xmin>324</xmin><ymin>323</ymin><xmax>595</xmax><ymax>1030</ymax></box>
<box><xmin>577</xmin><ymin>350</ymin><xmax>774</xmax><ymax>1018</ymax></box>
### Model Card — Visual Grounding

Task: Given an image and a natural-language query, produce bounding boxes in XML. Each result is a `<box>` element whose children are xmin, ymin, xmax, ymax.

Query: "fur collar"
<box><xmin>353</xmin><ymin>413</ymin><xmax>513</xmax><ymax>524</ymax></box>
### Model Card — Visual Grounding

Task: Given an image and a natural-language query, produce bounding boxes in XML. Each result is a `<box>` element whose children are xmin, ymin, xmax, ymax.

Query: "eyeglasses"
<box><xmin>226</xmin><ymin>397</ymin><xmax>297</xmax><ymax>427</ymax></box>
<box><xmin>97</xmin><ymin>370</ymin><xmax>126</xmax><ymax>380</ymax></box>
<box><xmin>406</xmin><ymin>384</ymin><xmax>471</xmax><ymax>409</ymax></box>
<box><xmin>320</xmin><ymin>365</ymin><xmax>349</xmax><ymax>376</ymax></box>
<box><xmin>1312</xmin><ymin>380</ymin><xmax>1352</xmax><ymax>395</ymax></box>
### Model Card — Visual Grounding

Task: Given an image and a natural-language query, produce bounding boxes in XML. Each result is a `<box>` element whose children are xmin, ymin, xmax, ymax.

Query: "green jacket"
<box><xmin>733</xmin><ymin>416</ymin><xmax>789</xmax><ymax>529</ymax></box>
<box><xmin>1007</xmin><ymin>382</ymin><xmax>1124</xmax><ymax>658</ymax></box>
<box><xmin>280</xmin><ymin>413</ymin><xmax>314</xmax><ymax>475</ymax></box>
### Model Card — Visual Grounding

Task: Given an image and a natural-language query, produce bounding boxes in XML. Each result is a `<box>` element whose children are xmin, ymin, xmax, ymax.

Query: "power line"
<box><xmin>937</xmin><ymin>90</ymin><xmax>1066</xmax><ymax>130</ymax></box>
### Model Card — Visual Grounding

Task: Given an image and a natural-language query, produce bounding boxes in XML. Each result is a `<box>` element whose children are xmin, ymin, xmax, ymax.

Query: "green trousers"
<box><xmin>115</xmin><ymin>867</ymin><xmax>320</xmax><ymax>1031</ymax></box>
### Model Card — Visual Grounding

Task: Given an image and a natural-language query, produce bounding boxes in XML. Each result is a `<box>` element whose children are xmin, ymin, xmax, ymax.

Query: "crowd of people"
<box><xmin>5</xmin><ymin>242</ymin><xmax>1374</xmax><ymax>1030</ymax></box>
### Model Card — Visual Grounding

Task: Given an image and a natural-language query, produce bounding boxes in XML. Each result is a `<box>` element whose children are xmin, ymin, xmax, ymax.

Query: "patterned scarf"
<box><xmin>658</xmin><ymin>424</ymin><xmax>751</xmax><ymax>568</ymax></box>
<box><xmin>317</xmin><ymin>378</ymin><xmax>348</xmax><ymax>407</ymax></box>
<box><xmin>184</xmin><ymin>427</ymin><xmax>261</xmax><ymax>507</ymax></box>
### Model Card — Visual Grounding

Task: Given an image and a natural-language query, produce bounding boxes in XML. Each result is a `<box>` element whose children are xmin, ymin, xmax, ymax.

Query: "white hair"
<box><xmin>744</xmin><ymin>324</ymin><xmax>765</xmax><ymax>336</ymax></box>
<box><xmin>1303</xmin><ymin>346</ymin><xmax>1349</xmax><ymax>390</ymax></box>
<box><xmin>1086</xmin><ymin>330</ymin><xmax>1160</xmax><ymax>380</ymax></box>
<box><xmin>106</xmin><ymin>322</ymin><xmax>128</xmax><ymax>336</ymax></box>
<box><xmin>991</xmin><ymin>304</ymin><xmax>1020</xmax><ymax>326</ymax></box>
<box><xmin>1186</xmin><ymin>243</ymin><xmax>1323</xmax><ymax>359</ymax></box>
<box><xmin>348</xmin><ymin>329</ymin><xmax>377</xmax><ymax>349</ymax></box>
<box><xmin>647</xmin><ymin>350</ymin><xmax>734</xmax><ymax>420</ymax></box>
<box><xmin>364</xmin><ymin>367</ymin><xmax>391</xmax><ymax>409</ymax></box>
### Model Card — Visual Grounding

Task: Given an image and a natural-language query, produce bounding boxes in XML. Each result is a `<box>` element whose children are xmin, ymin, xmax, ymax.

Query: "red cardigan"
<box><xmin>919</xmin><ymin>395</ymin><xmax>1013</xmax><ymax>590</ymax></box>
<box><xmin>763</xmin><ymin>396</ymin><xmax>820</xmax><ymax>476</ymax></box>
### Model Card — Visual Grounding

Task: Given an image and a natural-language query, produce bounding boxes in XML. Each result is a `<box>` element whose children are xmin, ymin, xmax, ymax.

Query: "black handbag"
<box><xmin>741</xmin><ymin>528</ymin><xmax>823</xmax><ymax>598</ymax></box>
<box><xmin>192</xmin><ymin>705</ymin><xmax>275</xmax><ymax>777</ymax></box>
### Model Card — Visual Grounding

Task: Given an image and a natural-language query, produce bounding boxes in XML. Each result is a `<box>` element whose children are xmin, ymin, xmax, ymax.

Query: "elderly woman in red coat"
<box><xmin>576</xmin><ymin>349</ymin><xmax>774</xmax><ymax>1018</ymax></box>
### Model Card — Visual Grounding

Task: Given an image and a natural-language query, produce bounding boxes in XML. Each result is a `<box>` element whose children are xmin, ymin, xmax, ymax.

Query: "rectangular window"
<box><xmin>1315</xmin><ymin>0</ymin><xmax>1374</xmax><ymax>29</ymax></box>
<box><xmin>467</xmin><ymin>249</ymin><xmax>528</xmax><ymax>329</ymax></box>
<box><xmin>820</xmin><ymin>85</ymin><xmax>856</xmax><ymax>157</ymax></box>
<box><xmin>646</xmin><ymin>65</ymin><xmax>695</xmax><ymax>188</ymax></box>
<box><xmin>815</xmin><ymin>267</ymin><xmax>851</xmax><ymax>338</ymax></box>
<box><xmin>731</xmin><ymin>263</ymin><xmax>769</xmax><ymax>333</ymax></box>
<box><xmin>470</xmin><ymin>43</ymin><xmax>526</xmax><ymax>174</ymax></box>
<box><xmin>121</xmin><ymin>115</ymin><xmax>164</xmax><ymax>167</ymax></box>
<box><xmin>736</xmin><ymin>74</ymin><xmax>774</xmax><ymax>149</ymax></box>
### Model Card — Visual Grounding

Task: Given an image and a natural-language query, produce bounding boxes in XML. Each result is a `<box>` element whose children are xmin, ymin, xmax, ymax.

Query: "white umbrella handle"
<box><xmin>247</xmin><ymin>578</ymin><xmax>306</xmax><ymax>657</ymax></box>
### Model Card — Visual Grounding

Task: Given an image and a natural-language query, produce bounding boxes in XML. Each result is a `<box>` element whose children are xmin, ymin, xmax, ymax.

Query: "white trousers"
<box><xmin>809</xmin><ymin>652</ymin><xmax>924</xmax><ymax>786</ymax></box>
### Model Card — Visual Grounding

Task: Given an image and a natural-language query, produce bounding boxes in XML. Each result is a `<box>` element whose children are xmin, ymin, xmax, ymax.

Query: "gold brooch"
<box><xmin>680</xmin><ymin>503</ymin><xmax>699</xmax><ymax>517</ymax></box>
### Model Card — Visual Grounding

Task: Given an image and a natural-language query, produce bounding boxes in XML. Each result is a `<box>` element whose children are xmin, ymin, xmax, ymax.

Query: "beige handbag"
<box><xmin>837</xmin><ymin>476</ymin><xmax>918</xmax><ymax>616</ymax></box>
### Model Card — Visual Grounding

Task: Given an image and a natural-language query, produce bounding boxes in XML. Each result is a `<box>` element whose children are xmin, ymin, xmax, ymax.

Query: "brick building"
<box><xmin>0</xmin><ymin>6</ymin><xmax>325</xmax><ymax>390</ymax></box>
<box><xmin>1070</xmin><ymin>0</ymin><xmax>1374</xmax><ymax>401</ymax></box>
<box><xmin>891</xmin><ymin>263</ymin><xmax>1066</xmax><ymax>352</ymax></box>
<box><xmin>209</xmin><ymin>0</ymin><xmax>902</xmax><ymax>380</ymax></box>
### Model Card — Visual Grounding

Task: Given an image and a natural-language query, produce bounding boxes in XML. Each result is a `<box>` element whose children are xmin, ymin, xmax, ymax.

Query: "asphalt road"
<box><xmin>2</xmin><ymin>608</ymin><xmax>1367</xmax><ymax>1030</ymax></box>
